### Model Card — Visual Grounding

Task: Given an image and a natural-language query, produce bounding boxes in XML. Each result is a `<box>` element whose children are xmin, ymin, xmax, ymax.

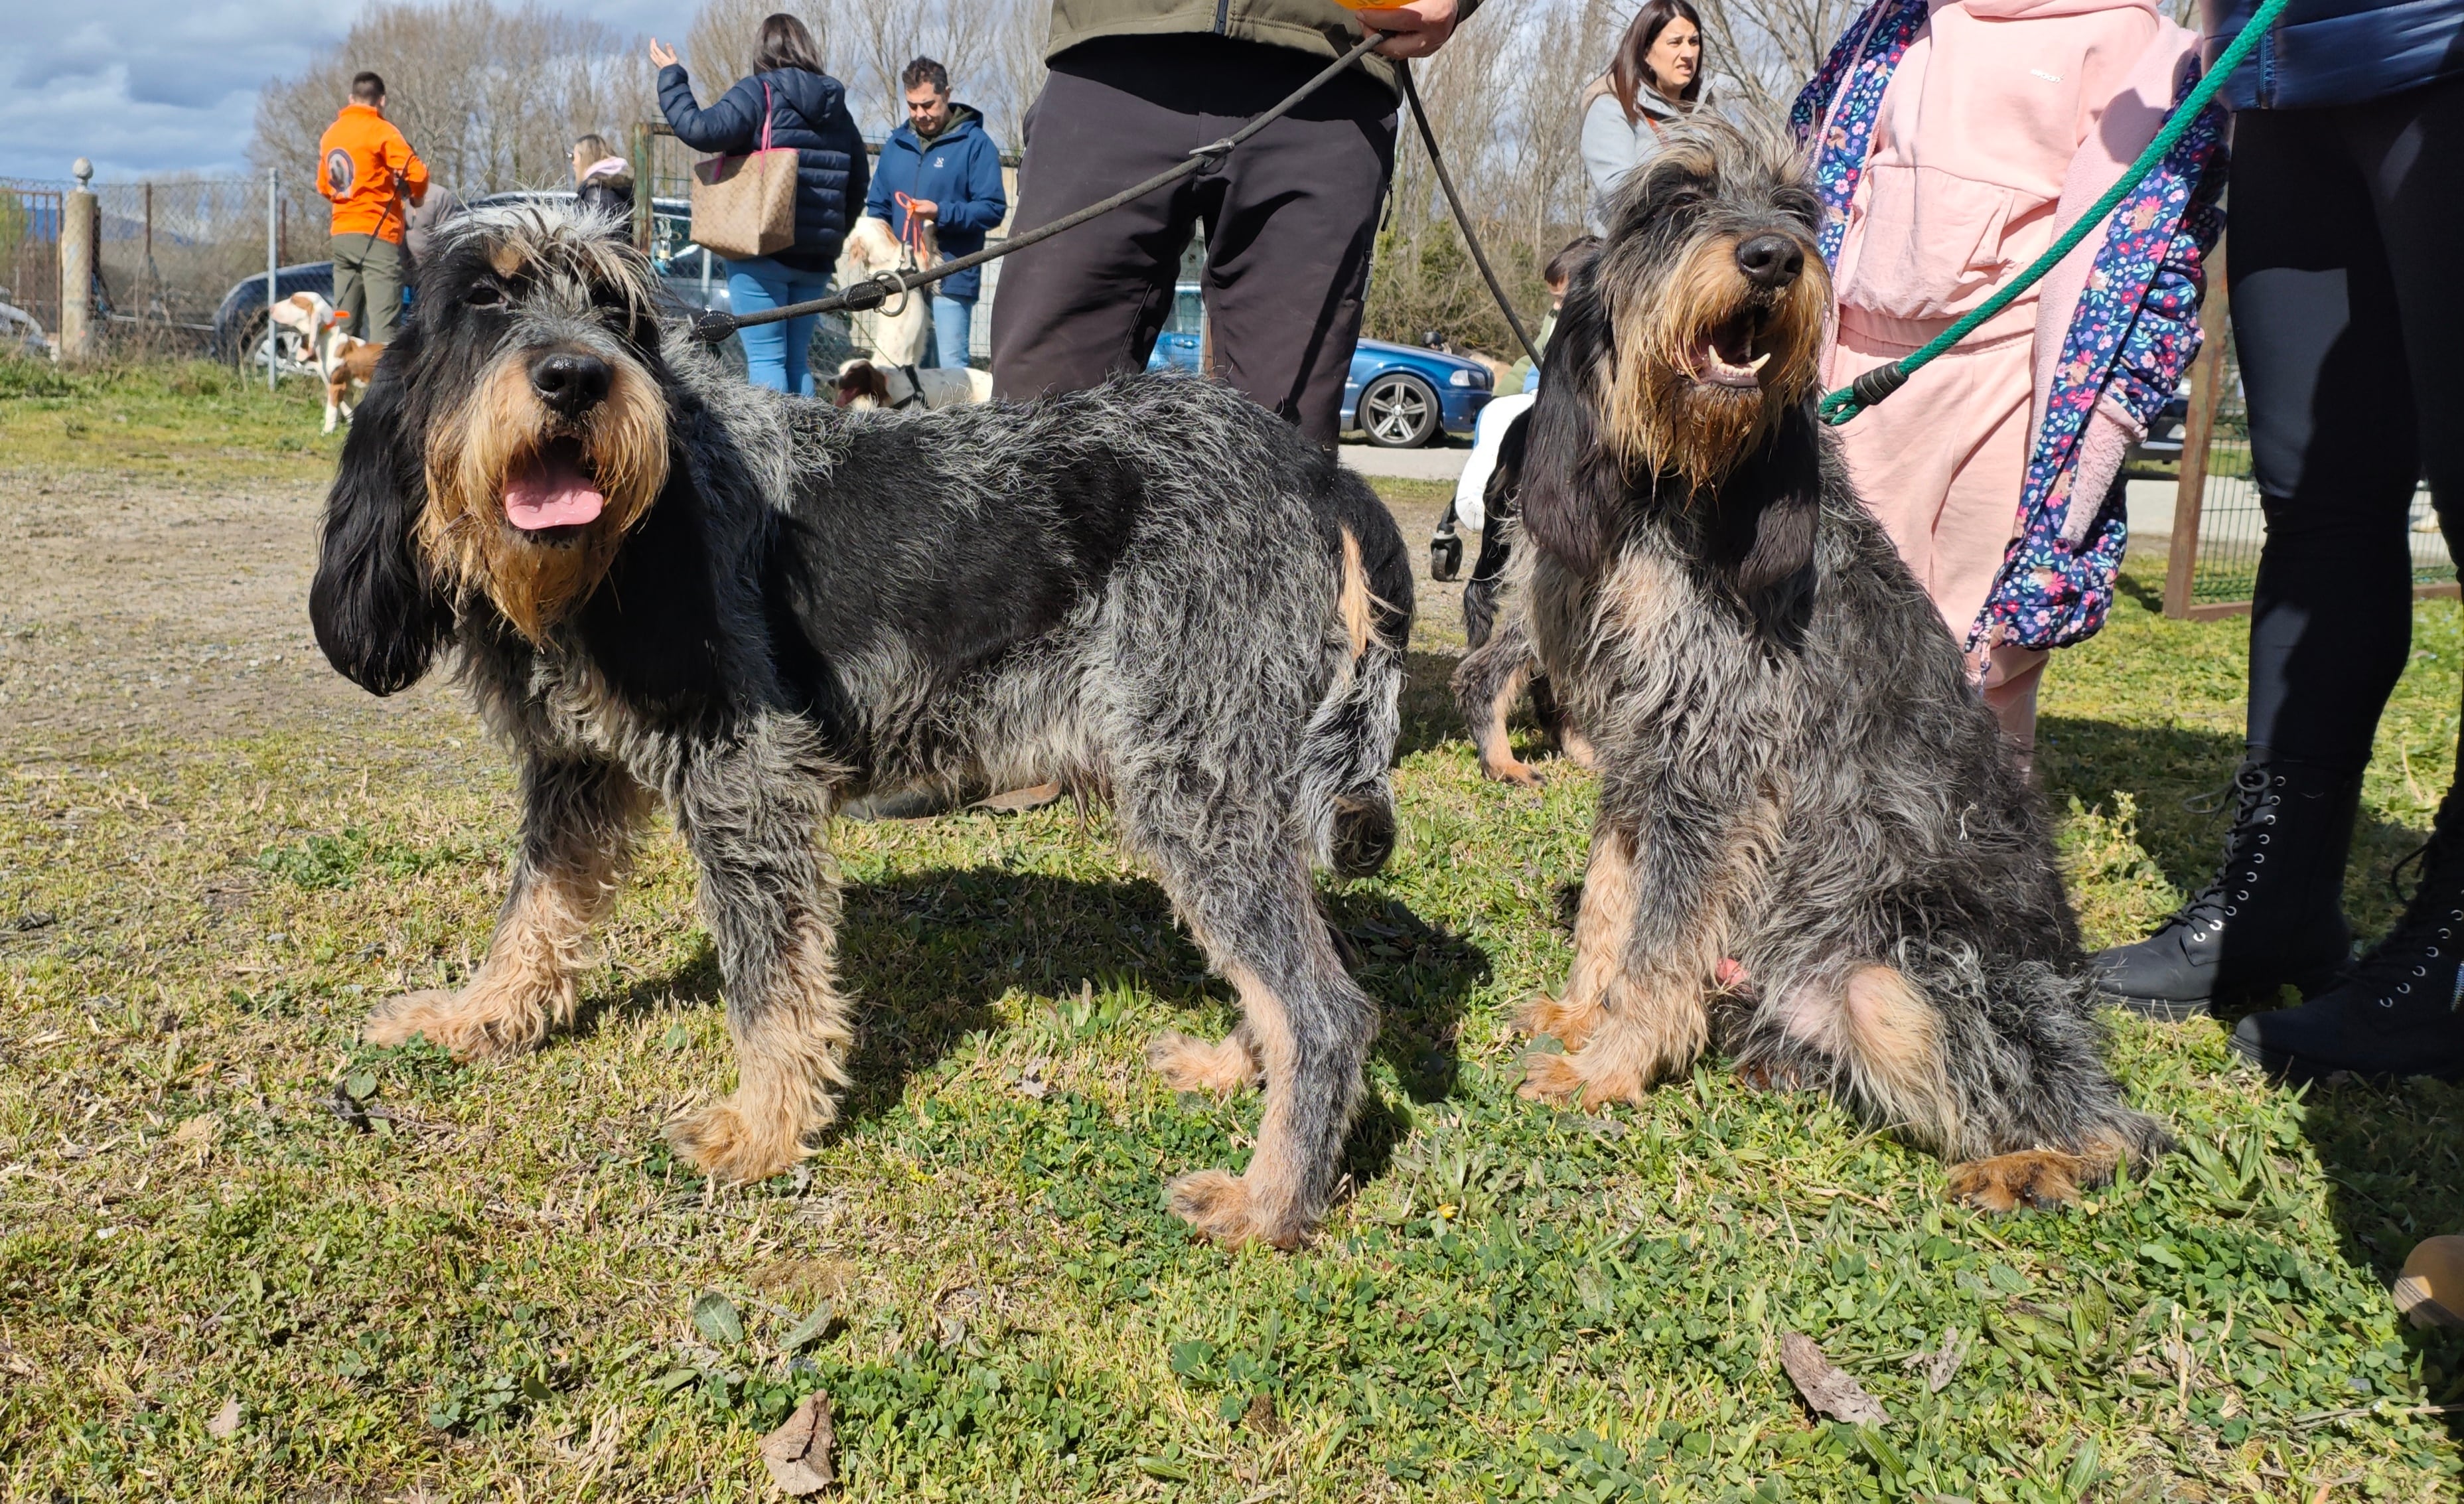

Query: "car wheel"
<box><xmin>228</xmin><ymin>310</ymin><xmax>315</xmax><ymax>378</ymax></box>
<box><xmin>1359</xmin><ymin>372</ymin><xmax>1441</xmax><ymax>449</ymax></box>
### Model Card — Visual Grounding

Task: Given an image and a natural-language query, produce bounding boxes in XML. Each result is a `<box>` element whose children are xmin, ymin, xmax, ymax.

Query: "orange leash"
<box><xmin>892</xmin><ymin>191</ymin><xmax>932</xmax><ymax>269</ymax></box>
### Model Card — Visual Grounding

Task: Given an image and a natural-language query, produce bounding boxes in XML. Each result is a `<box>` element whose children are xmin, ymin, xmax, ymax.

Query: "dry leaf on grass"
<box><xmin>1781</xmin><ymin>1332</ymin><xmax>1891</xmax><ymax>1426</ymax></box>
<box><xmin>759</xmin><ymin>1392</ymin><xmax>834</xmax><ymax>1496</ymax></box>
<box><xmin>205</xmin><ymin>1396</ymin><xmax>242</xmax><ymax>1440</ymax></box>
<box><xmin>1901</xmin><ymin>1326</ymin><xmax>1968</xmax><ymax>1392</ymax></box>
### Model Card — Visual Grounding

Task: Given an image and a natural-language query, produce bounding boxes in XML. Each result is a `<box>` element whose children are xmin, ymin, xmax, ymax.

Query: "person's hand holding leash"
<box><xmin>906</xmin><ymin>198</ymin><xmax>940</xmax><ymax>223</ymax></box>
<box><xmin>1354</xmin><ymin>0</ymin><xmax>1459</xmax><ymax>59</ymax></box>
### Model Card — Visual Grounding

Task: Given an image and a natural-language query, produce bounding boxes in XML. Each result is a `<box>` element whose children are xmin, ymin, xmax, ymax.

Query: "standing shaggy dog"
<box><xmin>309</xmin><ymin>202</ymin><xmax>1412</xmax><ymax>1249</ymax></box>
<box><xmin>1512</xmin><ymin>123</ymin><xmax>2164</xmax><ymax>1209</ymax></box>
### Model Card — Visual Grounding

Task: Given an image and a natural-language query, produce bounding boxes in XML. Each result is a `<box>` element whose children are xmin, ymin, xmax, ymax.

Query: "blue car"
<box><xmin>1146</xmin><ymin>283</ymin><xmax>1491</xmax><ymax>447</ymax></box>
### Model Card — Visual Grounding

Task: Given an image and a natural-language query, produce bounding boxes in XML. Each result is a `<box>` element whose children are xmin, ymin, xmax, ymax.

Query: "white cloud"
<box><xmin>0</xmin><ymin>0</ymin><xmax>696</xmax><ymax>183</ymax></box>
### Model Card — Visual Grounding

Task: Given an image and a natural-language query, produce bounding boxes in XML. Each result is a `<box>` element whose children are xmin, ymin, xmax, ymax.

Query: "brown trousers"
<box><xmin>990</xmin><ymin>36</ymin><xmax>1396</xmax><ymax>449</ymax></box>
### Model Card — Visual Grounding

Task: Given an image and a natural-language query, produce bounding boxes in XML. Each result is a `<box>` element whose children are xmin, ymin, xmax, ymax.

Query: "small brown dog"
<box><xmin>267</xmin><ymin>291</ymin><xmax>384</xmax><ymax>433</ymax></box>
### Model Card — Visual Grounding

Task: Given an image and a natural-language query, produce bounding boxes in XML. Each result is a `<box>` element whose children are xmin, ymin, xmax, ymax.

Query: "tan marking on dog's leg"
<box><xmin>1147</xmin><ymin>1028</ymin><xmax>1264</xmax><ymax>1096</ymax></box>
<box><xmin>1167</xmin><ymin>962</ymin><xmax>1312</xmax><ymax>1249</ymax></box>
<box><xmin>1337</xmin><ymin>527</ymin><xmax>1375</xmax><ymax>659</ymax></box>
<box><xmin>1519</xmin><ymin>970</ymin><xmax>1711</xmax><ymax>1108</ymax></box>
<box><xmin>1516</xmin><ymin>825</ymin><xmax>1639</xmax><ymax>1050</ymax></box>
<box><xmin>364</xmin><ymin>830</ymin><xmax>631</xmax><ymax>1059</ymax></box>
<box><xmin>1559</xmin><ymin>726</ymin><xmax>1599</xmax><ymax>770</ymax></box>
<box><xmin>670</xmin><ymin>911</ymin><xmax>856</xmax><ymax>1184</ymax></box>
<box><xmin>1476</xmin><ymin>659</ymin><xmax>1544</xmax><ymax>787</ymax></box>
<box><xmin>1836</xmin><ymin>964</ymin><xmax>1960</xmax><ymax>1150</ymax></box>
<box><xmin>1947</xmin><ymin>1130</ymin><xmax>2130</xmax><ymax>1213</ymax></box>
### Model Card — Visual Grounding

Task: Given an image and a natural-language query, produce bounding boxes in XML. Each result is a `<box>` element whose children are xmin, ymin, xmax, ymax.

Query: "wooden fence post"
<box><xmin>2163</xmin><ymin>248</ymin><xmax>2228</xmax><ymax>619</ymax></box>
<box><xmin>58</xmin><ymin>158</ymin><xmax>96</xmax><ymax>361</ymax></box>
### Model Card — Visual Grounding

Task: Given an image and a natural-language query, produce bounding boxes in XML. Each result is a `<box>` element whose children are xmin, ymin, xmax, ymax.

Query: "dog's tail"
<box><xmin>1299</xmin><ymin>486</ymin><xmax>1412</xmax><ymax>879</ymax></box>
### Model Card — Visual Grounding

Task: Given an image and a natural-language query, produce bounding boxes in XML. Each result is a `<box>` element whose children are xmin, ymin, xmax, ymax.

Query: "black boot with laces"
<box><xmin>2090</xmin><ymin>755</ymin><xmax>2360</xmax><ymax>1020</ymax></box>
<box><xmin>2233</xmin><ymin>796</ymin><xmax>2464</xmax><ymax>1085</ymax></box>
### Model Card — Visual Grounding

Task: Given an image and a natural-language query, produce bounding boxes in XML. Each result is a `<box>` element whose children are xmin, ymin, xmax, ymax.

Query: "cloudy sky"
<box><xmin>0</xmin><ymin>1</ymin><xmax>697</xmax><ymax>183</ymax></box>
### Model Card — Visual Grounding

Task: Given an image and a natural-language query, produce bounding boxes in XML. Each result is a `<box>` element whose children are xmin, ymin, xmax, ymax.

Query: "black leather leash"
<box><xmin>690</xmin><ymin>5</ymin><xmax>1542</xmax><ymax>368</ymax></box>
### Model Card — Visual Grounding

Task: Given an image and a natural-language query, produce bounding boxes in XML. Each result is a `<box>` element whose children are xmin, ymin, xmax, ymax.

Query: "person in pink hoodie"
<box><xmin>1792</xmin><ymin>0</ymin><xmax>2226</xmax><ymax>768</ymax></box>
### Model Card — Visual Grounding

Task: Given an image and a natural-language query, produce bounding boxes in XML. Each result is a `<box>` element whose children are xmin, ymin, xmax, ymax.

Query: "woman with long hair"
<box><xmin>650</xmin><ymin>13</ymin><xmax>867</xmax><ymax>394</ymax></box>
<box><xmin>1580</xmin><ymin>0</ymin><xmax>1705</xmax><ymax>234</ymax></box>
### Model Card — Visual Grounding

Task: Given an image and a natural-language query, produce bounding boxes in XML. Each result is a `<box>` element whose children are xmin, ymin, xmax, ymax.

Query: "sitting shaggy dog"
<box><xmin>309</xmin><ymin>202</ymin><xmax>1412</xmax><ymax>1249</ymax></box>
<box><xmin>1510</xmin><ymin>123</ymin><xmax>2165</xmax><ymax>1209</ymax></box>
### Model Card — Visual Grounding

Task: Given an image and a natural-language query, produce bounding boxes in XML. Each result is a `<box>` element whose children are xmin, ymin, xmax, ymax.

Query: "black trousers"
<box><xmin>2234</xmin><ymin>77</ymin><xmax>2464</xmax><ymax>773</ymax></box>
<box><xmin>989</xmin><ymin>36</ymin><xmax>1398</xmax><ymax>449</ymax></box>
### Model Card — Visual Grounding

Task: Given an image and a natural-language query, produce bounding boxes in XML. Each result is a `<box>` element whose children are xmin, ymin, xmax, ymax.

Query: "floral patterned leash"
<box><xmin>1818</xmin><ymin>0</ymin><xmax>2287</xmax><ymax>427</ymax></box>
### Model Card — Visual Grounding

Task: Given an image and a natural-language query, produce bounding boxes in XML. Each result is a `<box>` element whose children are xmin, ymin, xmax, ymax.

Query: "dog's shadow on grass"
<box><xmin>1398</xmin><ymin>648</ymin><xmax>1469</xmax><ymax>762</ymax></box>
<box><xmin>601</xmin><ymin>861</ymin><xmax>1488</xmax><ymax>1182</ymax></box>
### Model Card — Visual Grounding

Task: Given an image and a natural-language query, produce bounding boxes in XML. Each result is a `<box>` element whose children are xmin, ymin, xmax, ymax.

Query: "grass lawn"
<box><xmin>2</xmin><ymin>365</ymin><xmax>2461</xmax><ymax>1501</ymax></box>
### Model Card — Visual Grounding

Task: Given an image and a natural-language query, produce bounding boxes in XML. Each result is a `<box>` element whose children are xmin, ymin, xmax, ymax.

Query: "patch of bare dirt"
<box><xmin>0</xmin><ymin>469</ymin><xmax>460</xmax><ymax>755</ymax></box>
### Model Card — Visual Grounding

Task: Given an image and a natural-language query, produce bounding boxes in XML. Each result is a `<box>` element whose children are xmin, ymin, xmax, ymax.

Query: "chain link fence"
<box><xmin>1</xmin><ymin>180</ymin><xmax>64</xmax><ymax>352</ymax></box>
<box><xmin>89</xmin><ymin>177</ymin><xmax>283</xmax><ymax>355</ymax></box>
<box><xmin>2167</xmin><ymin>313</ymin><xmax>2455</xmax><ymax>616</ymax></box>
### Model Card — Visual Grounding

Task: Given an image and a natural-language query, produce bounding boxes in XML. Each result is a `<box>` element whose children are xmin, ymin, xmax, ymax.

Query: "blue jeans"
<box><xmin>928</xmin><ymin>295</ymin><xmax>974</xmax><ymax>370</ymax></box>
<box><xmin>726</xmin><ymin>257</ymin><xmax>833</xmax><ymax>395</ymax></box>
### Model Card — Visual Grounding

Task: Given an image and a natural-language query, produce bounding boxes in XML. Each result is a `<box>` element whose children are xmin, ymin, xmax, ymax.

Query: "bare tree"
<box><xmin>684</xmin><ymin>0</ymin><xmax>836</xmax><ymax>96</ymax></box>
<box><xmin>252</xmin><ymin>0</ymin><xmax>652</xmax><ymax>208</ymax></box>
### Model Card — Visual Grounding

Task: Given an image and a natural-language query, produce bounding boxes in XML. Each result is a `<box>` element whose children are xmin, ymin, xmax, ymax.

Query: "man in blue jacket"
<box><xmin>2094</xmin><ymin>0</ymin><xmax>2464</xmax><ymax>1083</ymax></box>
<box><xmin>865</xmin><ymin>56</ymin><xmax>1008</xmax><ymax>371</ymax></box>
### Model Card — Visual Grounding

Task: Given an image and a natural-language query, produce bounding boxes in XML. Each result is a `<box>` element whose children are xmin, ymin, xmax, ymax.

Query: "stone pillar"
<box><xmin>58</xmin><ymin>158</ymin><xmax>97</xmax><ymax>361</ymax></box>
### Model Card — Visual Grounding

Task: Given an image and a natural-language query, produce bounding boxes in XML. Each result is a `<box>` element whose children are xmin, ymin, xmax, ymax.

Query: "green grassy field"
<box><xmin>2</xmin><ymin>366</ymin><xmax>2460</xmax><ymax>1501</ymax></box>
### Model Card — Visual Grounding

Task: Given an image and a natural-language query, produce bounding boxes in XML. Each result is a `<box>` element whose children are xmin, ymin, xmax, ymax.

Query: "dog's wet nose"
<box><xmin>1735</xmin><ymin>235</ymin><xmax>1805</xmax><ymax>289</ymax></box>
<box><xmin>530</xmin><ymin>352</ymin><xmax>612</xmax><ymax>416</ymax></box>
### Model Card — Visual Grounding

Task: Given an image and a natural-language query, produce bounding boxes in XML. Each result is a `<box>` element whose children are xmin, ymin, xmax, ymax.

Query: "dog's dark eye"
<box><xmin>465</xmin><ymin>283</ymin><xmax>508</xmax><ymax>309</ymax></box>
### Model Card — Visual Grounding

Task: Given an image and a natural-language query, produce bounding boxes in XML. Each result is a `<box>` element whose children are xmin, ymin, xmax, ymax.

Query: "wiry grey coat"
<box><xmin>1510</xmin><ymin>122</ymin><xmax>2164</xmax><ymax>1209</ymax></box>
<box><xmin>308</xmin><ymin>202</ymin><xmax>1412</xmax><ymax>1249</ymax></box>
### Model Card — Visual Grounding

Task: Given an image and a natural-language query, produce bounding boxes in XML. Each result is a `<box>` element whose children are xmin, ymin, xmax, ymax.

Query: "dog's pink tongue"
<box><xmin>503</xmin><ymin>451</ymin><xmax>605</xmax><ymax>530</ymax></box>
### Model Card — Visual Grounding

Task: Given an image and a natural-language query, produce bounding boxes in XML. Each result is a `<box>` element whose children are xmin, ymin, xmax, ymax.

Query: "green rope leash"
<box><xmin>1818</xmin><ymin>0</ymin><xmax>2283</xmax><ymax>426</ymax></box>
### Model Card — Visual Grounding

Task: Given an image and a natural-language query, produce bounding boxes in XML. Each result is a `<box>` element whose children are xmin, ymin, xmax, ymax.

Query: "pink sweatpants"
<box><xmin>1825</xmin><ymin>307</ymin><xmax>2051</xmax><ymax>767</ymax></box>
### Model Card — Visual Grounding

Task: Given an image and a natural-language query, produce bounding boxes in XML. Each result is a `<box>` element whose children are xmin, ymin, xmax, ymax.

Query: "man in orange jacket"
<box><xmin>315</xmin><ymin>71</ymin><xmax>429</xmax><ymax>343</ymax></box>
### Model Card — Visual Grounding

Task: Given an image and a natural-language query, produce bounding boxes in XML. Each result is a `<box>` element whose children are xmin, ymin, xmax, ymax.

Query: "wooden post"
<box><xmin>58</xmin><ymin>158</ymin><xmax>96</xmax><ymax>360</ymax></box>
<box><xmin>629</xmin><ymin>122</ymin><xmax>654</xmax><ymax>254</ymax></box>
<box><xmin>2163</xmin><ymin>250</ymin><xmax>2228</xmax><ymax>619</ymax></box>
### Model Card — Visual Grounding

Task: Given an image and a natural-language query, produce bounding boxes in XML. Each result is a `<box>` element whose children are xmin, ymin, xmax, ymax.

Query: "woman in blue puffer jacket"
<box><xmin>651</xmin><ymin>14</ymin><xmax>869</xmax><ymax>395</ymax></box>
<box><xmin>2092</xmin><ymin>0</ymin><xmax>2464</xmax><ymax>1082</ymax></box>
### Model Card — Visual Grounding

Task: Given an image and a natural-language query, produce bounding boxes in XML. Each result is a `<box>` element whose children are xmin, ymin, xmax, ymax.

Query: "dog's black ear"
<box><xmin>1515</xmin><ymin>282</ymin><xmax>1626</xmax><ymax>578</ymax></box>
<box><xmin>308</xmin><ymin>349</ymin><xmax>453</xmax><ymax>695</ymax></box>
<box><xmin>1724</xmin><ymin>399</ymin><xmax>1824</xmax><ymax>631</ymax></box>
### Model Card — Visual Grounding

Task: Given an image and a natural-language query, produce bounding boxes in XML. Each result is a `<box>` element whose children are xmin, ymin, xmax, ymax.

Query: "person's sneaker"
<box><xmin>2232</xmin><ymin>829</ymin><xmax>2464</xmax><ymax>1084</ymax></box>
<box><xmin>2091</xmin><ymin>757</ymin><xmax>2360</xmax><ymax>1020</ymax></box>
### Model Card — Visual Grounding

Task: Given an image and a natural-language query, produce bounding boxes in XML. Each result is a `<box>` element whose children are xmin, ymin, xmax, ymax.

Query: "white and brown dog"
<box><xmin>832</xmin><ymin>214</ymin><xmax>934</xmax><ymax>368</ymax></box>
<box><xmin>833</xmin><ymin>358</ymin><xmax>993</xmax><ymax>411</ymax></box>
<box><xmin>268</xmin><ymin>291</ymin><xmax>385</xmax><ymax>433</ymax></box>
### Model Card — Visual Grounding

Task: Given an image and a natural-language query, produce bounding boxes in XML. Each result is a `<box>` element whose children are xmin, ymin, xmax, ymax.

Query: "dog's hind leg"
<box><xmin>1453</xmin><ymin>622</ymin><xmax>1546</xmax><ymax>788</ymax></box>
<box><xmin>365</xmin><ymin>757</ymin><xmax>648</xmax><ymax>1058</ymax></box>
<box><xmin>1137</xmin><ymin>822</ymin><xmax>1375</xmax><ymax>1250</ymax></box>
<box><xmin>665</xmin><ymin>731</ymin><xmax>853</xmax><ymax>1185</ymax></box>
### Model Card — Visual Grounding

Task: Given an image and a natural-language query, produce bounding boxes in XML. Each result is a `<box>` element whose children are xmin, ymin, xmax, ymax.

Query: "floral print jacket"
<box><xmin>1789</xmin><ymin>0</ymin><xmax>2227</xmax><ymax>650</ymax></box>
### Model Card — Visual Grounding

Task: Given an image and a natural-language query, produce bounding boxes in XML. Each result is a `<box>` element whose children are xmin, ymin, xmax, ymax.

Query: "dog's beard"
<box><xmin>420</xmin><ymin>352</ymin><xmax>669</xmax><ymax>641</ymax></box>
<box><xmin>1600</xmin><ymin>236</ymin><xmax>1829</xmax><ymax>488</ymax></box>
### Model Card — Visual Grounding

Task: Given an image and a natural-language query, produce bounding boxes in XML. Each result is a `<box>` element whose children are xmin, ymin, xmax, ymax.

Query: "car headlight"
<box><xmin>1448</xmin><ymin>368</ymin><xmax>1486</xmax><ymax>388</ymax></box>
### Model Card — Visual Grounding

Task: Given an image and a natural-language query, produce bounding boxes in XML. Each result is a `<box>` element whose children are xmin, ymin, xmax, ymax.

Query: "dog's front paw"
<box><xmin>1481</xmin><ymin>755</ymin><xmax>1546</xmax><ymax>789</ymax></box>
<box><xmin>1514</xmin><ymin>993</ymin><xmax>1603</xmax><ymax>1050</ymax></box>
<box><xmin>1145</xmin><ymin>1031</ymin><xmax>1263</xmax><ymax>1096</ymax></box>
<box><xmin>1945</xmin><ymin>1150</ymin><xmax>2092</xmax><ymax>1213</ymax></box>
<box><xmin>362</xmin><ymin>988</ymin><xmax>544</xmax><ymax>1060</ymax></box>
<box><xmin>668</xmin><ymin>1098</ymin><xmax>812</xmax><ymax>1185</ymax></box>
<box><xmin>1515</xmin><ymin>1044</ymin><xmax>1647</xmax><ymax>1110</ymax></box>
<box><xmin>1167</xmin><ymin>1169</ymin><xmax>1307</xmax><ymax>1250</ymax></box>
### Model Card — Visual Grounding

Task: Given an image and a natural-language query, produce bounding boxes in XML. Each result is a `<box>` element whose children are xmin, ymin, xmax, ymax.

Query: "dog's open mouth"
<box><xmin>503</xmin><ymin>437</ymin><xmax>605</xmax><ymax>532</ymax></box>
<box><xmin>1689</xmin><ymin>311</ymin><xmax>1774</xmax><ymax>390</ymax></box>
